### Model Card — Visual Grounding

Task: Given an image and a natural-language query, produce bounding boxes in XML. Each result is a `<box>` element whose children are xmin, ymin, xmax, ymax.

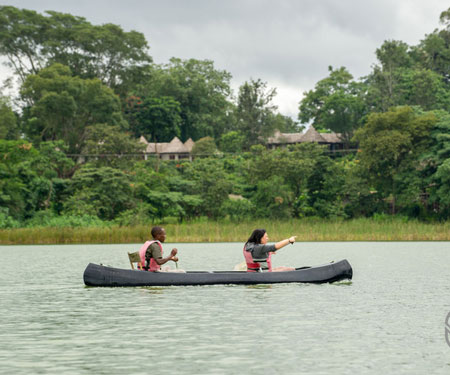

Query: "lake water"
<box><xmin>1</xmin><ymin>242</ymin><xmax>450</xmax><ymax>374</ymax></box>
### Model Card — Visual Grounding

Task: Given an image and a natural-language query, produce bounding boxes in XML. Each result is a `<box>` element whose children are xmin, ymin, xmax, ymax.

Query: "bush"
<box><xmin>24</xmin><ymin>210</ymin><xmax>106</xmax><ymax>228</ymax></box>
<box><xmin>0</xmin><ymin>207</ymin><xmax>20</xmax><ymax>229</ymax></box>
<box><xmin>222</xmin><ymin>198</ymin><xmax>255</xmax><ymax>221</ymax></box>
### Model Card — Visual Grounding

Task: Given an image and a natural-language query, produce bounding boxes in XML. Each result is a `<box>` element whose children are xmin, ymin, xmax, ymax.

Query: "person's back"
<box><xmin>243</xmin><ymin>241</ymin><xmax>275</xmax><ymax>271</ymax></box>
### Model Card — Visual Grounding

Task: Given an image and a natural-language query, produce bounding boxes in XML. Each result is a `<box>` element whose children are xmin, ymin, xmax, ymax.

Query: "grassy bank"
<box><xmin>0</xmin><ymin>218</ymin><xmax>449</xmax><ymax>244</ymax></box>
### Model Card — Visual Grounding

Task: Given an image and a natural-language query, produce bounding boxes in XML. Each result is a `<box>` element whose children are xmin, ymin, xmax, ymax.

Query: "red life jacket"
<box><xmin>243</xmin><ymin>245</ymin><xmax>272</xmax><ymax>272</ymax></box>
<box><xmin>139</xmin><ymin>240</ymin><xmax>163</xmax><ymax>271</ymax></box>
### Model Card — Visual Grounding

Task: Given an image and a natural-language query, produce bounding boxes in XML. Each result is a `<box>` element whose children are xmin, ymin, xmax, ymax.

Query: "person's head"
<box><xmin>151</xmin><ymin>226</ymin><xmax>166</xmax><ymax>242</ymax></box>
<box><xmin>246</xmin><ymin>229</ymin><xmax>268</xmax><ymax>245</ymax></box>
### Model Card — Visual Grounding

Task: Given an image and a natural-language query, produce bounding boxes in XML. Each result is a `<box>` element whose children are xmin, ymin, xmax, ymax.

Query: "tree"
<box><xmin>418</xmin><ymin>110</ymin><xmax>450</xmax><ymax>217</ymax></box>
<box><xmin>419</xmin><ymin>7</ymin><xmax>450</xmax><ymax>83</ymax></box>
<box><xmin>434</xmin><ymin>159</ymin><xmax>450</xmax><ymax>214</ymax></box>
<box><xmin>0</xmin><ymin>139</ymin><xmax>74</xmax><ymax>220</ymax></box>
<box><xmin>191</xmin><ymin>136</ymin><xmax>218</xmax><ymax>157</ymax></box>
<box><xmin>82</xmin><ymin>124</ymin><xmax>145</xmax><ymax>168</ymax></box>
<box><xmin>140</xmin><ymin>58</ymin><xmax>232</xmax><ymax>141</ymax></box>
<box><xmin>298</xmin><ymin>66</ymin><xmax>367</xmax><ymax>146</ymax></box>
<box><xmin>0</xmin><ymin>6</ymin><xmax>152</xmax><ymax>94</ymax></box>
<box><xmin>0</xmin><ymin>96</ymin><xmax>18</xmax><ymax>139</ymax></box>
<box><xmin>126</xmin><ymin>95</ymin><xmax>182</xmax><ymax>142</ymax></box>
<box><xmin>353</xmin><ymin>106</ymin><xmax>437</xmax><ymax>214</ymax></box>
<box><xmin>243</xmin><ymin>143</ymin><xmax>337</xmax><ymax>218</ymax></box>
<box><xmin>34</xmin><ymin>140</ymin><xmax>75</xmax><ymax>179</ymax></box>
<box><xmin>235</xmin><ymin>79</ymin><xmax>278</xmax><ymax>149</ymax></box>
<box><xmin>219</xmin><ymin>131</ymin><xmax>245</xmax><ymax>153</ymax></box>
<box><xmin>283</xmin><ymin>143</ymin><xmax>329</xmax><ymax>204</ymax></box>
<box><xmin>20</xmin><ymin>63</ymin><xmax>127</xmax><ymax>153</ymax></box>
<box><xmin>365</xmin><ymin>40</ymin><xmax>413</xmax><ymax>111</ymax></box>
<box><xmin>342</xmin><ymin>159</ymin><xmax>384</xmax><ymax>218</ymax></box>
<box><xmin>270</xmin><ymin>113</ymin><xmax>302</xmax><ymax>133</ymax></box>
<box><xmin>183</xmin><ymin>158</ymin><xmax>232</xmax><ymax>218</ymax></box>
<box><xmin>367</xmin><ymin>57</ymin><xmax>450</xmax><ymax>112</ymax></box>
<box><xmin>0</xmin><ymin>140</ymin><xmax>38</xmax><ymax>219</ymax></box>
<box><xmin>251</xmin><ymin>175</ymin><xmax>293</xmax><ymax>218</ymax></box>
<box><xmin>63</xmin><ymin>166</ymin><xmax>133</xmax><ymax>220</ymax></box>
<box><xmin>399</xmin><ymin>68</ymin><xmax>450</xmax><ymax>111</ymax></box>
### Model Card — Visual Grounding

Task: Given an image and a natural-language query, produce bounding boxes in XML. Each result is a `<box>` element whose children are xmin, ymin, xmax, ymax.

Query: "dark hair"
<box><xmin>246</xmin><ymin>229</ymin><xmax>266</xmax><ymax>245</ymax></box>
<box><xmin>151</xmin><ymin>226</ymin><xmax>164</xmax><ymax>238</ymax></box>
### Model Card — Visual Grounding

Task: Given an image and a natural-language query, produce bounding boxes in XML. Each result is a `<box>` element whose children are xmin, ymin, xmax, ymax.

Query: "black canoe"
<box><xmin>83</xmin><ymin>259</ymin><xmax>352</xmax><ymax>287</ymax></box>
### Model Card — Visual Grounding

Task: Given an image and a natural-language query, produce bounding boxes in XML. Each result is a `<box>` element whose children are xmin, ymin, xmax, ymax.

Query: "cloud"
<box><xmin>2</xmin><ymin>0</ymin><xmax>449</xmax><ymax>118</ymax></box>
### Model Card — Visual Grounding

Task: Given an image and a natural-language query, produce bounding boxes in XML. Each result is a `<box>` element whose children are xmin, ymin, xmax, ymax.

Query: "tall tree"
<box><xmin>0</xmin><ymin>6</ymin><xmax>152</xmax><ymax>94</ymax></box>
<box><xmin>367</xmin><ymin>39</ymin><xmax>450</xmax><ymax>112</ymax></box>
<box><xmin>235</xmin><ymin>79</ymin><xmax>278</xmax><ymax>149</ymax></box>
<box><xmin>419</xmin><ymin>111</ymin><xmax>450</xmax><ymax>217</ymax></box>
<box><xmin>20</xmin><ymin>63</ymin><xmax>127</xmax><ymax>153</ymax></box>
<box><xmin>419</xmin><ymin>7</ymin><xmax>450</xmax><ymax>83</ymax></box>
<box><xmin>298</xmin><ymin>66</ymin><xmax>367</xmax><ymax>146</ymax></box>
<box><xmin>125</xmin><ymin>96</ymin><xmax>182</xmax><ymax>142</ymax></box>
<box><xmin>365</xmin><ymin>40</ymin><xmax>413</xmax><ymax>111</ymax></box>
<box><xmin>140</xmin><ymin>58</ymin><xmax>232</xmax><ymax>141</ymax></box>
<box><xmin>353</xmin><ymin>106</ymin><xmax>436</xmax><ymax>214</ymax></box>
<box><xmin>0</xmin><ymin>96</ymin><xmax>18</xmax><ymax>139</ymax></box>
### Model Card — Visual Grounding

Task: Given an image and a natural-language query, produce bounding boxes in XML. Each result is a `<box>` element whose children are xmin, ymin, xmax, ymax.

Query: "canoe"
<box><xmin>83</xmin><ymin>259</ymin><xmax>352</xmax><ymax>287</ymax></box>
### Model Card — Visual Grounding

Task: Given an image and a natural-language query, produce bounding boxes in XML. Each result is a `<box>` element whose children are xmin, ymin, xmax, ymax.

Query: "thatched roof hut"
<box><xmin>267</xmin><ymin>126</ymin><xmax>343</xmax><ymax>150</ymax></box>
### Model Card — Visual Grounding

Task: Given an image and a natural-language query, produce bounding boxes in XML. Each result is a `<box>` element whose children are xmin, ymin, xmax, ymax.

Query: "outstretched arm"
<box><xmin>274</xmin><ymin>236</ymin><xmax>297</xmax><ymax>250</ymax></box>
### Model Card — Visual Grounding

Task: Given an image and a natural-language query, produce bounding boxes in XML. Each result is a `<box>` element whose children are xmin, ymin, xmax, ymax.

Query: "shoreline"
<box><xmin>1</xmin><ymin>219</ymin><xmax>449</xmax><ymax>244</ymax></box>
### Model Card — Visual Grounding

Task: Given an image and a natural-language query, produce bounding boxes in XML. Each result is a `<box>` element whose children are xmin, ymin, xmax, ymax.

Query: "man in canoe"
<box><xmin>139</xmin><ymin>226</ymin><xmax>183</xmax><ymax>272</ymax></box>
<box><xmin>243</xmin><ymin>229</ymin><xmax>296</xmax><ymax>272</ymax></box>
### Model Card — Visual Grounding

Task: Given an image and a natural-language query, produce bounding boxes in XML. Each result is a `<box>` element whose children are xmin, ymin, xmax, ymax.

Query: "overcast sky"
<box><xmin>1</xmin><ymin>0</ymin><xmax>449</xmax><ymax>118</ymax></box>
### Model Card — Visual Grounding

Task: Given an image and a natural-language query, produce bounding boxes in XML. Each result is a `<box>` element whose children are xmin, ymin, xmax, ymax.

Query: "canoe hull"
<box><xmin>83</xmin><ymin>259</ymin><xmax>353</xmax><ymax>287</ymax></box>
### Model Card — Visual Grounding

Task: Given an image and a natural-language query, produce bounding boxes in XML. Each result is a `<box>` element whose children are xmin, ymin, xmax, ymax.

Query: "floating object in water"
<box><xmin>83</xmin><ymin>259</ymin><xmax>353</xmax><ymax>287</ymax></box>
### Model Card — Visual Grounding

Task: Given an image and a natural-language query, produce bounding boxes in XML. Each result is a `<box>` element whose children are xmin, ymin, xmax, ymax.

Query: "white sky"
<box><xmin>0</xmin><ymin>0</ymin><xmax>448</xmax><ymax>119</ymax></box>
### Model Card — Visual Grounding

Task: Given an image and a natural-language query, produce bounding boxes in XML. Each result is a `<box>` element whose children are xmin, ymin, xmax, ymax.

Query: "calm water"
<box><xmin>1</xmin><ymin>242</ymin><xmax>450</xmax><ymax>374</ymax></box>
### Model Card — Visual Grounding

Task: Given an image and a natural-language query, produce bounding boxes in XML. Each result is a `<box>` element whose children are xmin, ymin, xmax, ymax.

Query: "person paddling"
<box><xmin>139</xmin><ymin>226</ymin><xmax>182</xmax><ymax>272</ymax></box>
<box><xmin>243</xmin><ymin>229</ymin><xmax>296</xmax><ymax>272</ymax></box>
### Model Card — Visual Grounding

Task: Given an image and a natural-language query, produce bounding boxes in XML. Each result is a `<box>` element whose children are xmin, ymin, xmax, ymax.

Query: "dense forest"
<box><xmin>0</xmin><ymin>5</ymin><xmax>449</xmax><ymax>228</ymax></box>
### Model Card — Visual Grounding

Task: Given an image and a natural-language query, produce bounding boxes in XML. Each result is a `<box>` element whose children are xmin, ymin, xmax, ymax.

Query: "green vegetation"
<box><xmin>0</xmin><ymin>5</ymin><xmax>449</xmax><ymax>244</ymax></box>
<box><xmin>0</xmin><ymin>218</ymin><xmax>448</xmax><ymax>244</ymax></box>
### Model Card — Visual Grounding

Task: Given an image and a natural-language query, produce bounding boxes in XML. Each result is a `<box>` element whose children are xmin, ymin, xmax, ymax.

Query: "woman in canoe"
<box><xmin>243</xmin><ymin>229</ymin><xmax>296</xmax><ymax>272</ymax></box>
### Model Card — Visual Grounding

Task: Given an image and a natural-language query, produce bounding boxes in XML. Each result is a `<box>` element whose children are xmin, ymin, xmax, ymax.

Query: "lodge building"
<box><xmin>139</xmin><ymin>126</ymin><xmax>344</xmax><ymax>160</ymax></box>
<box><xmin>266</xmin><ymin>126</ymin><xmax>344</xmax><ymax>152</ymax></box>
<box><xmin>139</xmin><ymin>136</ymin><xmax>195</xmax><ymax>161</ymax></box>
